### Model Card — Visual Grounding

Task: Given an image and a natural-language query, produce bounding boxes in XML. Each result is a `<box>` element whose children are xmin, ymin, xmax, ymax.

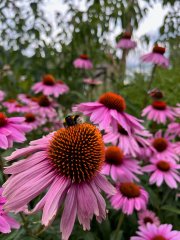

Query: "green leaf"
<box><xmin>161</xmin><ymin>205</ymin><xmax>180</xmax><ymax>215</ymax></box>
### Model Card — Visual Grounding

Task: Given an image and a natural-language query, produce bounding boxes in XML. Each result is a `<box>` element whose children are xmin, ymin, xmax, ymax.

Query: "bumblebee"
<box><xmin>63</xmin><ymin>114</ymin><xmax>83</xmax><ymax>127</ymax></box>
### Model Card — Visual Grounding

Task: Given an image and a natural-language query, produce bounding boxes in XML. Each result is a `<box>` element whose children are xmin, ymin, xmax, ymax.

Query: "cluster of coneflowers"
<box><xmin>0</xmin><ymin>32</ymin><xmax>179</xmax><ymax>240</ymax></box>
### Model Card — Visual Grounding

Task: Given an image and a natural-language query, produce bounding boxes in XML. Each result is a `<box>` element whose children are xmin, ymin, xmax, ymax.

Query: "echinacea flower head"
<box><xmin>138</xmin><ymin>210</ymin><xmax>160</xmax><ymax>227</ymax></box>
<box><xmin>73</xmin><ymin>92</ymin><xmax>144</xmax><ymax>133</ymax></box>
<box><xmin>30</xmin><ymin>95</ymin><xmax>57</xmax><ymax>120</ymax></box>
<box><xmin>83</xmin><ymin>78</ymin><xmax>103</xmax><ymax>86</ymax></box>
<box><xmin>141</xmin><ymin>44</ymin><xmax>169</xmax><ymax>68</ymax></box>
<box><xmin>104</xmin><ymin>124</ymin><xmax>151</xmax><ymax>157</ymax></box>
<box><xmin>142</xmin><ymin>100</ymin><xmax>176</xmax><ymax>124</ymax></box>
<box><xmin>110</xmin><ymin>182</ymin><xmax>148</xmax><ymax>215</ymax></box>
<box><xmin>32</xmin><ymin>74</ymin><xmax>69</xmax><ymax>98</ymax></box>
<box><xmin>149</xmin><ymin>131</ymin><xmax>178</xmax><ymax>161</ymax></box>
<box><xmin>116</xmin><ymin>31</ymin><xmax>137</xmax><ymax>49</ymax></box>
<box><xmin>3</xmin><ymin>121</ymin><xmax>115</xmax><ymax>240</ymax></box>
<box><xmin>0</xmin><ymin>112</ymin><xmax>31</xmax><ymax>149</ymax></box>
<box><xmin>0</xmin><ymin>188</ymin><xmax>20</xmax><ymax>234</ymax></box>
<box><xmin>101</xmin><ymin>146</ymin><xmax>142</xmax><ymax>182</ymax></box>
<box><xmin>130</xmin><ymin>223</ymin><xmax>180</xmax><ymax>240</ymax></box>
<box><xmin>24</xmin><ymin>112</ymin><xmax>41</xmax><ymax>130</ymax></box>
<box><xmin>73</xmin><ymin>54</ymin><xmax>93</xmax><ymax>69</ymax></box>
<box><xmin>143</xmin><ymin>157</ymin><xmax>180</xmax><ymax>188</ymax></box>
<box><xmin>0</xmin><ymin>90</ymin><xmax>6</xmax><ymax>102</ymax></box>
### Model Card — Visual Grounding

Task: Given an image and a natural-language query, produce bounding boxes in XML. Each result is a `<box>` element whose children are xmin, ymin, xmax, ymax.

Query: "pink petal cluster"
<box><xmin>0</xmin><ymin>90</ymin><xmax>6</xmax><ymax>102</ymax></box>
<box><xmin>110</xmin><ymin>182</ymin><xmax>148</xmax><ymax>215</ymax></box>
<box><xmin>73</xmin><ymin>55</ymin><xmax>93</xmax><ymax>69</ymax></box>
<box><xmin>116</xmin><ymin>32</ymin><xmax>137</xmax><ymax>49</ymax></box>
<box><xmin>143</xmin><ymin>157</ymin><xmax>180</xmax><ymax>188</ymax></box>
<box><xmin>167</xmin><ymin>122</ymin><xmax>180</xmax><ymax>138</ymax></box>
<box><xmin>138</xmin><ymin>210</ymin><xmax>160</xmax><ymax>227</ymax></box>
<box><xmin>73</xmin><ymin>92</ymin><xmax>145</xmax><ymax>133</ymax></box>
<box><xmin>32</xmin><ymin>74</ymin><xmax>69</xmax><ymax>98</ymax></box>
<box><xmin>104</xmin><ymin>127</ymin><xmax>152</xmax><ymax>157</ymax></box>
<box><xmin>101</xmin><ymin>146</ymin><xmax>142</xmax><ymax>182</ymax></box>
<box><xmin>141</xmin><ymin>45</ymin><xmax>169</xmax><ymax>68</ymax></box>
<box><xmin>0</xmin><ymin>113</ymin><xmax>31</xmax><ymax>149</ymax></box>
<box><xmin>0</xmin><ymin>188</ymin><xmax>20</xmax><ymax>234</ymax></box>
<box><xmin>116</xmin><ymin>39</ymin><xmax>137</xmax><ymax>49</ymax></box>
<box><xmin>142</xmin><ymin>101</ymin><xmax>176</xmax><ymax>124</ymax></box>
<box><xmin>131</xmin><ymin>223</ymin><xmax>180</xmax><ymax>240</ymax></box>
<box><xmin>149</xmin><ymin>131</ymin><xmax>179</xmax><ymax>161</ymax></box>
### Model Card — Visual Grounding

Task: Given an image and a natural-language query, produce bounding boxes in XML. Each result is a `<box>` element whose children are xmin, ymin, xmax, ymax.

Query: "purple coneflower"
<box><xmin>73</xmin><ymin>54</ymin><xmax>93</xmax><ymax>69</ymax></box>
<box><xmin>130</xmin><ymin>223</ymin><xmax>180</xmax><ymax>240</ymax></box>
<box><xmin>0</xmin><ymin>112</ymin><xmax>31</xmax><ymax>149</ymax></box>
<box><xmin>149</xmin><ymin>131</ymin><xmax>178</xmax><ymax>161</ymax></box>
<box><xmin>138</xmin><ymin>210</ymin><xmax>160</xmax><ymax>227</ymax></box>
<box><xmin>30</xmin><ymin>95</ymin><xmax>57</xmax><ymax>120</ymax></box>
<box><xmin>24</xmin><ymin>112</ymin><xmax>41</xmax><ymax>130</ymax></box>
<box><xmin>143</xmin><ymin>157</ymin><xmax>180</xmax><ymax>188</ymax></box>
<box><xmin>0</xmin><ymin>188</ymin><xmax>20</xmax><ymax>234</ymax></box>
<box><xmin>3</xmin><ymin>122</ymin><xmax>115</xmax><ymax>240</ymax></box>
<box><xmin>116</xmin><ymin>31</ymin><xmax>137</xmax><ymax>49</ymax></box>
<box><xmin>110</xmin><ymin>181</ymin><xmax>148</xmax><ymax>215</ymax></box>
<box><xmin>32</xmin><ymin>74</ymin><xmax>69</xmax><ymax>98</ymax></box>
<box><xmin>141</xmin><ymin>44</ymin><xmax>169</xmax><ymax>68</ymax></box>
<box><xmin>73</xmin><ymin>92</ymin><xmax>144</xmax><ymax>134</ymax></box>
<box><xmin>101</xmin><ymin>146</ymin><xmax>142</xmax><ymax>182</ymax></box>
<box><xmin>142</xmin><ymin>100</ymin><xmax>176</xmax><ymax>124</ymax></box>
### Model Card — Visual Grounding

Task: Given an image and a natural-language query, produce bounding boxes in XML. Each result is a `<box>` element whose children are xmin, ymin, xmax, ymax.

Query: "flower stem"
<box><xmin>19</xmin><ymin>212</ymin><xmax>32</xmax><ymax>236</ymax></box>
<box><xmin>143</xmin><ymin>64</ymin><xmax>157</xmax><ymax>107</ymax></box>
<box><xmin>147</xmin><ymin>64</ymin><xmax>157</xmax><ymax>92</ymax></box>
<box><xmin>114</xmin><ymin>212</ymin><xmax>124</xmax><ymax>240</ymax></box>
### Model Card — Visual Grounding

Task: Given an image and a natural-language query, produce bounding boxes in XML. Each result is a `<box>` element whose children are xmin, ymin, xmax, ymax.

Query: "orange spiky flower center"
<box><xmin>153</xmin><ymin>137</ymin><xmax>168</xmax><ymax>152</ymax></box>
<box><xmin>105</xmin><ymin>146</ymin><xmax>124</xmax><ymax>166</ymax></box>
<box><xmin>152</xmin><ymin>236</ymin><xmax>166</xmax><ymax>240</ymax></box>
<box><xmin>157</xmin><ymin>160</ymin><xmax>170</xmax><ymax>172</ymax></box>
<box><xmin>48</xmin><ymin>123</ymin><xmax>105</xmax><ymax>183</ymax></box>
<box><xmin>153</xmin><ymin>45</ymin><xmax>166</xmax><ymax>55</ymax></box>
<box><xmin>120</xmin><ymin>182</ymin><xmax>140</xmax><ymax>198</ymax></box>
<box><xmin>0</xmin><ymin>112</ymin><xmax>7</xmax><ymax>127</ymax></box>
<box><xmin>42</xmin><ymin>74</ymin><xmax>55</xmax><ymax>86</ymax></box>
<box><xmin>99</xmin><ymin>92</ymin><xmax>126</xmax><ymax>112</ymax></box>
<box><xmin>38</xmin><ymin>95</ymin><xmax>51</xmax><ymax>107</ymax></box>
<box><xmin>118</xmin><ymin>124</ymin><xmax>128</xmax><ymax>135</ymax></box>
<box><xmin>152</xmin><ymin>101</ymin><xmax>166</xmax><ymax>110</ymax></box>
<box><xmin>25</xmin><ymin>113</ymin><xmax>36</xmax><ymax>123</ymax></box>
<box><xmin>80</xmin><ymin>54</ymin><xmax>89</xmax><ymax>60</ymax></box>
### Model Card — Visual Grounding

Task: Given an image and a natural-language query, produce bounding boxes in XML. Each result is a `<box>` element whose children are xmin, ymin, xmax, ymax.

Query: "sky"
<box><xmin>42</xmin><ymin>0</ymin><xmax>169</xmax><ymax>71</ymax></box>
<box><xmin>43</xmin><ymin>0</ymin><xmax>169</xmax><ymax>40</ymax></box>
